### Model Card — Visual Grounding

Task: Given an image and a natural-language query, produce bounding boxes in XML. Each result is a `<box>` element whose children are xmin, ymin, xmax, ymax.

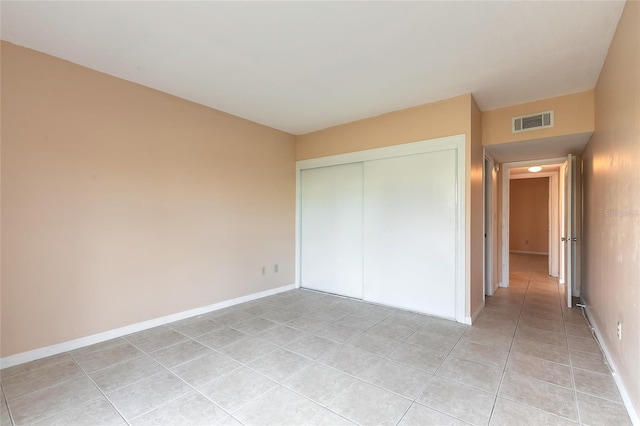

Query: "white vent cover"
<box><xmin>512</xmin><ymin>110</ymin><xmax>554</xmax><ymax>133</ymax></box>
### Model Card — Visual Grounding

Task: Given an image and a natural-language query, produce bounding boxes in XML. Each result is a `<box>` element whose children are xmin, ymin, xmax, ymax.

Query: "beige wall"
<box><xmin>582</xmin><ymin>0</ymin><xmax>640</xmax><ymax>416</ymax></box>
<box><xmin>0</xmin><ymin>42</ymin><xmax>296</xmax><ymax>357</ymax></box>
<box><xmin>509</xmin><ymin>178</ymin><xmax>549</xmax><ymax>254</ymax></box>
<box><xmin>296</xmin><ymin>95</ymin><xmax>471</xmax><ymax>160</ymax></box>
<box><xmin>482</xmin><ymin>90</ymin><xmax>594</xmax><ymax>146</ymax></box>
<box><xmin>296</xmin><ymin>94</ymin><xmax>484</xmax><ymax>319</ymax></box>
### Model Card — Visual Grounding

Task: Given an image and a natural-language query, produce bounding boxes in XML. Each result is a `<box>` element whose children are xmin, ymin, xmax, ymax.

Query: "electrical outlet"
<box><xmin>261</xmin><ymin>266</ymin><xmax>266</xmax><ymax>276</ymax></box>
<box><xmin>274</xmin><ymin>264</ymin><xmax>279</xmax><ymax>273</ymax></box>
<box><xmin>617</xmin><ymin>321</ymin><xmax>622</xmax><ymax>340</ymax></box>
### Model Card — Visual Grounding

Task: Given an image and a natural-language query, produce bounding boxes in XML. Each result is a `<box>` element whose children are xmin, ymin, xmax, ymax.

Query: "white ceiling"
<box><xmin>0</xmin><ymin>1</ymin><xmax>625</xmax><ymax>135</ymax></box>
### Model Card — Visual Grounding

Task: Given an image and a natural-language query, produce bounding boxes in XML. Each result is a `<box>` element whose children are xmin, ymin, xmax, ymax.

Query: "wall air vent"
<box><xmin>512</xmin><ymin>110</ymin><xmax>554</xmax><ymax>133</ymax></box>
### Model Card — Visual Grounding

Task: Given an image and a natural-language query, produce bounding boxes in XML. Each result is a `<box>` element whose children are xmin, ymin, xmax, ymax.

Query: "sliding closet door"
<box><xmin>364</xmin><ymin>149</ymin><xmax>457</xmax><ymax>318</ymax></box>
<box><xmin>300</xmin><ymin>163</ymin><xmax>363</xmax><ymax>298</ymax></box>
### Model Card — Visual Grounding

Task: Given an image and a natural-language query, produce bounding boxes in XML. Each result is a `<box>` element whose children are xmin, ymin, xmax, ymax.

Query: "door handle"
<box><xmin>561</xmin><ymin>237</ymin><xmax>567</xmax><ymax>242</ymax></box>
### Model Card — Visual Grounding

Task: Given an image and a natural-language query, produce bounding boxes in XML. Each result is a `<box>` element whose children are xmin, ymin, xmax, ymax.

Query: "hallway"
<box><xmin>478</xmin><ymin>253</ymin><xmax>631</xmax><ymax>424</ymax></box>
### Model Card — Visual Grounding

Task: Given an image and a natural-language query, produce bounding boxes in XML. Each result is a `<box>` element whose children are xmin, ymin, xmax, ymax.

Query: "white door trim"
<box><xmin>483</xmin><ymin>156</ymin><xmax>491</xmax><ymax>299</ymax></box>
<box><xmin>483</xmin><ymin>150</ymin><xmax>498</xmax><ymax>297</ymax></box>
<box><xmin>296</xmin><ymin>134</ymin><xmax>467</xmax><ymax>323</ymax></box>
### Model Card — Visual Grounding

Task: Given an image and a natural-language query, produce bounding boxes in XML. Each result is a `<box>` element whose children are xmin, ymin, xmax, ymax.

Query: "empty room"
<box><xmin>1</xmin><ymin>1</ymin><xmax>638</xmax><ymax>425</ymax></box>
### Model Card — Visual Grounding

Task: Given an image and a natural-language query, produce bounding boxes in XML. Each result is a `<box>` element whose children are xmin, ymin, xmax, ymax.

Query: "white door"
<box><xmin>563</xmin><ymin>154</ymin><xmax>581</xmax><ymax>308</ymax></box>
<box><xmin>363</xmin><ymin>150</ymin><xmax>457</xmax><ymax>318</ymax></box>
<box><xmin>300</xmin><ymin>163</ymin><xmax>364</xmax><ymax>298</ymax></box>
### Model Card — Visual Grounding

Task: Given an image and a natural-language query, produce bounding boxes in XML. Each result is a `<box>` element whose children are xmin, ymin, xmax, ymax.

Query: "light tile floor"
<box><xmin>0</xmin><ymin>254</ymin><xmax>632</xmax><ymax>425</ymax></box>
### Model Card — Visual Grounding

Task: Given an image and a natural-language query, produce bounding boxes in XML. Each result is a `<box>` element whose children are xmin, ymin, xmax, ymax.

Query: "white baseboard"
<box><xmin>0</xmin><ymin>283</ymin><xmax>296</xmax><ymax>369</ymax></box>
<box><xmin>509</xmin><ymin>250</ymin><xmax>549</xmax><ymax>255</ymax></box>
<box><xmin>583</xmin><ymin>305</ymin><xmax>640</xmax><ymax>425</ymax></box>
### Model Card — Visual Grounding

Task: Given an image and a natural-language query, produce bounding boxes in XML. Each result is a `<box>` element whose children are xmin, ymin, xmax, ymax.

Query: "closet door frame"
<box><xmin>295</xmin><ymin>134</ymin><xmax>467</xmax><ymax>324</ymax></box>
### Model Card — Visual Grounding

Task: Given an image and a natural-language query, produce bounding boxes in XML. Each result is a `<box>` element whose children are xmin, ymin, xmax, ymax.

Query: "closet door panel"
<box><xmin>363</xmin><ymin>150</ymin><xmax>457</xmax><ymax>318</ymax></box>
<box><xmin>300</xmin><ymin>163</ymin><xmax>363</xmax><ymax>298</ymax></box>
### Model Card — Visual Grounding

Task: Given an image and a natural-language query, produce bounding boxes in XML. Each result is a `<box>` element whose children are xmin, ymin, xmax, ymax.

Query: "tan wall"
<box><xmin>582</xmin><ymin>0</ymin><xmax>640</xmax><ymax>416</ymax></box>
<box><xmin>509</xmin><ymin>178</ymin><xmax>549</xmax><ymax>254</ymax></box>
<box><xmin>469</xmin><ymin>97</ymin><xmax>484</xmax><ymax>317</ymax></box>
<box><xmin>0</xmin><ymin>42</ymin><xmax>297</xmax><ymax>357</ymax></box>
<box><xmin>296</xmin><ymin>95</ymin><xmax>471</xmax><ymax>160</ymax></box>
<box><xmin>483</xmin><ymin>91</ymin><xmax>594</xmax><ymax>146</ymax></box>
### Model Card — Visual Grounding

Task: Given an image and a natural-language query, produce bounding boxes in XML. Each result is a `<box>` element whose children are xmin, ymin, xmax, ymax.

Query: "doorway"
<box><xmin>498</xmin><ymin>158</ymin><xmax>565</xmax><ymax>290</ymax></box>
<box><xmin>485</xmin><ymin>155</ymin><xmax>582</xmax><ymax>311</ymax></box>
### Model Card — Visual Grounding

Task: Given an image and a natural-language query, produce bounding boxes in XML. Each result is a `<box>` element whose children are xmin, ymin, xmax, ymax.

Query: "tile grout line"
<box><xmin>118</xmin><ymin>337</ymin><xmax>248</xmax><ymax>425</ymax></box>
<box><xmin>99</xmin><ymin>329</ymin><xmax>232</xmax><ymax>423</ymax></box>
<box><xmin>65</xmin><ymin>351</ymin><xmax>130</xmax><ymax>426</ymax></box>
<box><xmin>1</xmin><ymin>354</ymin><xmax>122</xmax><ymax>425</ymax></box>
<box><xmin>1</xmin><ymin>381</ymin><xmax>17</xmax><ymax>426</ymax></box>
<box><xmin>216</xmin><ymin>308</ymin><xmax>446</xmax><ymax>424</ymax></box>
<box><xmin>293</xmin><ymin>312</ymin><xmax>433</xmax><ymax>413</ymax></box>
<box><xmin>193</xmin><ymin>326</ymin><xmax>398</xmax><ymax>423</ymax></box>
<box><xmin>169</xmin><ymin>304</ymin><xmax>396</xmax><ymax>424</ymax></box>
<box><xmin>489</xmin><ymin>267</ymin><xmax>531</xmax><ymax>425</ymax></box>
<box><xmin>393</xmin><ymin>311</ymin><xmax>487</xmax><ymax>425</ymax></box>
<box><xmin>561</xmin><ymin>292</ymin><xmax>583</xmax><ymax>425</ymax></box>
<box><xmin>507</xmin><ymin>262</ymin><xmax>585</xmax><ymax>424</ymax></box>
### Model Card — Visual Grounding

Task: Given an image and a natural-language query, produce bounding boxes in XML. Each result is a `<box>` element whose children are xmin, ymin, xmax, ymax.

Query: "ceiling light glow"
<box><xmin>528</xmin><ymin>166</ymin><xmax>542</xmax><ymax>173</ymax></box>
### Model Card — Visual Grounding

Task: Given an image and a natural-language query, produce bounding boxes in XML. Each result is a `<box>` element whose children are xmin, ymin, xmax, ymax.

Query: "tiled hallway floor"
<box><xmin>0</xmin><ymin>254</ymin><xmax>632</xmax><ymax>425</ymax></box>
